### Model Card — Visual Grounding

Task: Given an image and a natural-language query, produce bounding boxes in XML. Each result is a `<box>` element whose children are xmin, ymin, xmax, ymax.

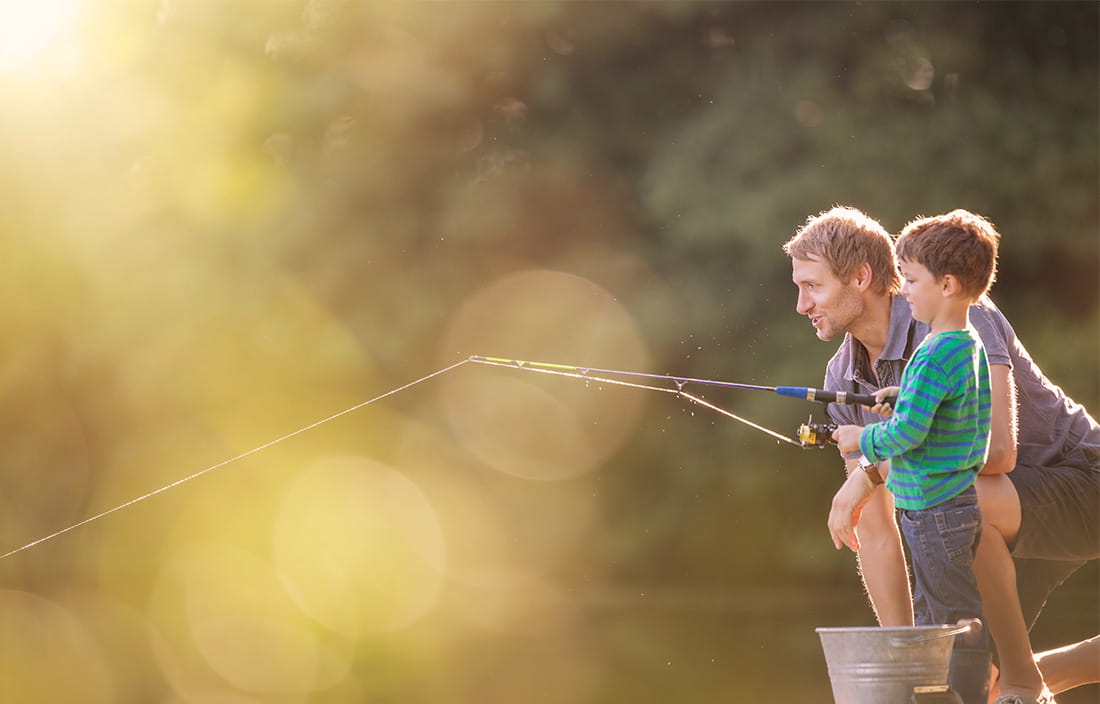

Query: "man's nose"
<box><xmin>796</xmin><ymin>291</ymin><xmax>813</xmax><ymax>314</ymax></box>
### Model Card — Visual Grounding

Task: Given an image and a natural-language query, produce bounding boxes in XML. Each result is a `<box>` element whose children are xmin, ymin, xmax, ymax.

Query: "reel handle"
<box><xmin>796</xmin><ymin>421</ymin><xmax>838</xmax><ymax>448</ymax></box>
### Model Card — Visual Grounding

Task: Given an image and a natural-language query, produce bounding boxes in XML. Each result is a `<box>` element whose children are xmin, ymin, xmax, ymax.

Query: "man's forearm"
<box><xmin>981</xmin><ymin>364</ymin><xmax>1018</xmax><ymax>475</ymax></box>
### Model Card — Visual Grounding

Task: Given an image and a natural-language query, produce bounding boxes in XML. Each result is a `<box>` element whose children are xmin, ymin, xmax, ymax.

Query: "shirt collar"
<box><xmin>841</xmin><ymin>295</ymin><xmax>919</xmax><ymax>382</ymax></box>
<box><xmin>881</xmin><ymin>295</ymin><xmax>917</xmax><ymax>362</ymax></box>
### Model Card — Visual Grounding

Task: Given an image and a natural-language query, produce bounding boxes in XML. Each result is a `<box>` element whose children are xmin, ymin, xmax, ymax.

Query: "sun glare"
<box><xmin>0</xmin><ymin>0</ymin><xmax>84</xmax><ymax>76</ymax></box>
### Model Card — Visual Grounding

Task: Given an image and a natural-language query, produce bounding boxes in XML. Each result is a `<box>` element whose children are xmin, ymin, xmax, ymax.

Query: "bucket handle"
<box><xmin>888</xmin><ymin>618</ymin><xmax>982</xmax><ymax>647</ymax></box>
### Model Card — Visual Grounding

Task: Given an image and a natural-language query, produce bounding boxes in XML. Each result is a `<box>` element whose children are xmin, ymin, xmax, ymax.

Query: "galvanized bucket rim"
<box><xmin>817</xmin><ymin>622</ymin><xmax>978</xmax><ymax>648</ymax></box>
<box><xmin>816</xmin><ymin>624</ymin><xmax>959</xmax><ymax>633</ymax></box>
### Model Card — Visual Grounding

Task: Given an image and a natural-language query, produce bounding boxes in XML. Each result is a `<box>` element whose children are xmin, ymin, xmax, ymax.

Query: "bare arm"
<box><xmin>837</xmin><ymin>457</ymin><xmax>914</xmax><ymax>627</ymax></box>
<box><xmin>981</xmin><ymin>363</ymin><xmax>1018</xmax><ymax>475</ymax></box>
<box><xmin>828</xmin><ymin>463</ymin><xmax>877</xmax><ymax>552</ymax></box>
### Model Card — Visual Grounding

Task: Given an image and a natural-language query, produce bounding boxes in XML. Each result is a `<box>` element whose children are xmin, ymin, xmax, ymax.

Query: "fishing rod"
<box><xmin>467</xmin><ymin>356</ymin><xmax>893</xmax><ymax>408</ymax></box>
<box><xmin>467</xmin><ymin>355</ymin><xmax>895</xmax><ymax>449</ymax></box>
<box><xmin>1</xmin><ymin>354</ymin><xmax>888</xmax><ymax>559</ymax></box>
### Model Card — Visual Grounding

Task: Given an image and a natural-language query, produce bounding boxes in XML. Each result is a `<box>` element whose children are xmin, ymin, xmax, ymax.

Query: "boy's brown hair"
<box><xmin>783</xmin><ymin>206</ymin><xmax>902</xmax><ymax>295</ymax></box>
<box><xmin>895</xmin><ymin>209</ymin><xmax>1000</xmax><ymax>302</ymax></box>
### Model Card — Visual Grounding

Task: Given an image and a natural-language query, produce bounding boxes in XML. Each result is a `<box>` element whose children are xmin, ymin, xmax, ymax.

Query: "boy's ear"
<box><xmin>941</xmin><ymin>274</ymin><xmax>961</xmax><ymax>297</ymax></box>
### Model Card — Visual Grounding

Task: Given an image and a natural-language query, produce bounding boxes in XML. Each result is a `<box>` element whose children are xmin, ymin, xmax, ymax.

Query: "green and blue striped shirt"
<box><xmin>860</xmin><ymin>329</ymin><xmax>992</xmax><ymax>510</ymax></box>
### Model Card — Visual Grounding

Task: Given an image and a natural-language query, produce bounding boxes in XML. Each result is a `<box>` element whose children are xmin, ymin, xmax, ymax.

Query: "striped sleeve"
<box><xmin>860</xmin><ymin>348</ymin><xmax>949</xmax><ymax>463</ymax></box>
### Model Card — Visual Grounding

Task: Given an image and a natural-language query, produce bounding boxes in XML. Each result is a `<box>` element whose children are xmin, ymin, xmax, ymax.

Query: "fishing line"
<box><xmin>468</xmin><ymin>355</ymin><xmax>775</xmax><ymax>392</ymax></box>
<box><xmin>676</xmin><ymin>391</ymin><xmax>801</xmax><ymax>446</ymax></box>
<box><xmin>468</xmin><ymin>355</ymin><xmax>801</xmax><ymax>446</ymax></box>
<box><xmin>469</xmin><ymin>355</ymin><xmax>685</xmax><ymax>394</ymax></box>
<box><xmin>2</xmin><ymin>353</ymin><xmax>833</xmax><ymax>560</ymax></box>
<box><xmin>468</xmin><ymin>355</ymin><xmax>890</xmax><ymax>406</ymax></box>
<box><xmin>0</xmin><ymin>358</ymin><xmax>470</xmax><ymax>561</ymax></box>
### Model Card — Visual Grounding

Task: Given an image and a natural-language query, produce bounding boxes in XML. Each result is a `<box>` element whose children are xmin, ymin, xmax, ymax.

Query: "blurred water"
<box><xmin>581</xmin><ymin>568</ymin><xmax>1099</xmax><ymax>704</ymax></box>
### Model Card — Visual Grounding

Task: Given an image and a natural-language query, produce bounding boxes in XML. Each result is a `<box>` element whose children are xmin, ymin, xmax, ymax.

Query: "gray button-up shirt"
<box><xmin>823</xmin><ymin>296</ymin><xmax>1099</xmax><ymax>471</ymax></box>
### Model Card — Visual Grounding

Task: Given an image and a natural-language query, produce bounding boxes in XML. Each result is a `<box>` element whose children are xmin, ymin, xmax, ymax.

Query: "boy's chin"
<box><xmin>906</xmin><ymin>303</ymin><xmax>930</xmax><ymax>324</ymax></box>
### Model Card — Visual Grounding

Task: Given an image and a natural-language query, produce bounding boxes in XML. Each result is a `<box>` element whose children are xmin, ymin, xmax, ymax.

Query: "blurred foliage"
<box><xmin>0</xmin><ymin>2</ymin><xmax>1096</xmax><ymax>702</ymax></box>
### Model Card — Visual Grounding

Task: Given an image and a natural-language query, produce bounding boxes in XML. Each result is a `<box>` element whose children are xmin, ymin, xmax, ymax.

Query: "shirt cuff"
<box><xmin>859</xmin><ymin>427</ymin><xmax>878</xmax><ymax>463</ymax></box>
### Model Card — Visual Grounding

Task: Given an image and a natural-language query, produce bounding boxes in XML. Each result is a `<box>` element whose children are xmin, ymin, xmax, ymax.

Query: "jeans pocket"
<box><xmin>935</xmin><ymin>505</ymin><xmax>981</xmax><ymax>566</ymax></box>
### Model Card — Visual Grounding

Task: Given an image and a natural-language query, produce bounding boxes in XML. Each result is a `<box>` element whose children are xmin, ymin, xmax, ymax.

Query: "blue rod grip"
<box><xmin>775</xmin><ymin>386</ymin><xmax>811</xmax><ymax>401</ymax></box>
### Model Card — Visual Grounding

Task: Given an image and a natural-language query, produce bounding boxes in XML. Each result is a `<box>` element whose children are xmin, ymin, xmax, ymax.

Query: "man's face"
<box><xmin>790</xmin><ymin>256</ymin><xmax>864</xmax><ymax>341</ymax></box>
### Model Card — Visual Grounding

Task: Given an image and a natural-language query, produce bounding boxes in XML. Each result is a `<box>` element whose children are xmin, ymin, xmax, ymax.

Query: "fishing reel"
<box><xmin>796</xmin><ymin>417</ymin><xmax>837</xmax><ymax>449</ymax></box>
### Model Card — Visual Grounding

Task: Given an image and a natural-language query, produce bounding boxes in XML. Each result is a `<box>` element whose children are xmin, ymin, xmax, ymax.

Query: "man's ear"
<box><xmin>852</xmin><ymin>262</ymin><xmax>874</xmax><ymax>292</ymax></box>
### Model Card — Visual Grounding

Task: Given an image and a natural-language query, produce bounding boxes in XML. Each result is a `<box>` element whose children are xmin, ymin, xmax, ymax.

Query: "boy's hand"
<box><xmin>832</xmin><ymin>425</ymin><xmax>863</xmax><ymax>456</ymax></box>
<box><xmin>868</xmin><ymin>386</ymin><xmax>899</xmax><ymax>417</ymax></box>
<box><xmin>828</xmin><ymin>469</ymin><xmax>877</xmax><ymax>552</ymax></box>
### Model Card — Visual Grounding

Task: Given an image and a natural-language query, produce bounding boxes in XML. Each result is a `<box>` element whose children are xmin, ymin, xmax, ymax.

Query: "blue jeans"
<box><xmin>899</xmin><ymin>484</ymin><xmax>990</xmax><ymax>704</ymax></box>
<box><xmin>898</xmin><ymin>484</ymin><xmax>989</xmax><ymax>651</ymax></box>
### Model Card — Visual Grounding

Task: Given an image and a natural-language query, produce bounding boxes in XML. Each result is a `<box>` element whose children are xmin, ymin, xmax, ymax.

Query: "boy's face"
<box><xmin>791</xmin><ymin>255</ymin><xmax>865</xmax><ymax>342</ymax></box>
<box><xmin>898</xmin><ymin>258</ymin><xmax>943</xmax><ymax>323</ymax></box>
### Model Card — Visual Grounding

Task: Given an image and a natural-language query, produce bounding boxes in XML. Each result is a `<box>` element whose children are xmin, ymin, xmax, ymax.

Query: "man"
<box><xmin>782</xmin><ymin>206</ymin><xmax>1100</xmax><ymax>704</ymax></box>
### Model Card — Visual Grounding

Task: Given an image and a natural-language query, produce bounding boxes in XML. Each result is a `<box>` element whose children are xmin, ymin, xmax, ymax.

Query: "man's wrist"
<box><xmin>858</xmin><ymin>455</ymin><xmax>884</xmax><ymax>485</ymax></box>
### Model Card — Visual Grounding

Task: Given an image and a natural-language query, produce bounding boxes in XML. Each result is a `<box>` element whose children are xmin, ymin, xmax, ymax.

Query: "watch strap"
<box><xmin>859</xmin><ymin>455</ymin><xmax>884</xmax><ymax>485</ymax></box>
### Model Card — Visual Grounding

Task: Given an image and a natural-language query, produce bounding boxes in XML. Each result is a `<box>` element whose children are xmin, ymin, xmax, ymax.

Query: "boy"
<box><xmin>830</xmin><ymin>210</ymin><xmax>1001</xmax><ymax>704</ymax></box>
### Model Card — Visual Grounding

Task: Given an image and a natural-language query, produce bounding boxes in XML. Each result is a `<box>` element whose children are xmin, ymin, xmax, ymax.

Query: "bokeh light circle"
<box><xmin>149</xmin><ymin>543</ymin><xmax>352</xmax><ymax>696</ymax></box>
<box><xmin>0</xmin><ymin>590</ymin><xmax>114</xmax><ymax>702</ymax></box>
<box><xmin>439</xmin><ymin>268</ymin><xmax>652</xmax><ymax>480</ymax></box>
<box><xmin>273</xmin><ymin>455</ymin><xmax>446</xmax><ymax>637</ymax></box>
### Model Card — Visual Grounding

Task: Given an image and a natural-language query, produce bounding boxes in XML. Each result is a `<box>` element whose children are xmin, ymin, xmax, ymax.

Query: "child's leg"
<box><xmin>899</xmin><ymin>487</ymin><xmax>988</xmax><ymax>704</ymax></box>
<box><xmin>898</xmin><ymin>488</ymin><xmax>986</xmax><ymax>635</ymax></box>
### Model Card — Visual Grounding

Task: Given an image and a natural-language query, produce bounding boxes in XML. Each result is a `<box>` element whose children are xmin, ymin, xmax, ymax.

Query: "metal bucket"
<box><xmin>816</xmin><ymin>622</ymin><xmax>975</xmax><ymax>704</ymax></box>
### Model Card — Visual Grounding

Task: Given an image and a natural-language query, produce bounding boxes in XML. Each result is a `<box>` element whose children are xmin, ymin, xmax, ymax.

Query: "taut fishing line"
<box><xmin>0</xmin><ymin>358</ymin><xmax>470</xmax><ymax>561</ymax></box>
<box><xmin>3</xmin><ymin>354</ymin><xmax>873</xmax><ymax>560</ymax></box>
<box><xmin>466</xmin><ymin>355</ymin><xmax>801</xmax><ymax>446</ymax></box>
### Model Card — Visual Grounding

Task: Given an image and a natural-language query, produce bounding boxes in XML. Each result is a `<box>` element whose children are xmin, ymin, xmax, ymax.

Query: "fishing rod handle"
<box><xmin>775</xmin><ymin>387</ymin><xmax>897</xmax><ymax>407</ymax></box>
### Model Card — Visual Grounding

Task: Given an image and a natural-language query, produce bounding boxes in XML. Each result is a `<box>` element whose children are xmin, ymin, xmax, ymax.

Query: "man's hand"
<box><xmin>869</xmin><ymin>386</ymin><xmax>899</xmax><ymax>417</ymax></box>
<box><xmin>828</xmin><ymin>470</ymin><xmax>878</xmax><ymax>552</ymax></box>
<box><xmin>832</xmin><ymin>424</ymin><xmax>863</xmax><ymax>456</ymax></box>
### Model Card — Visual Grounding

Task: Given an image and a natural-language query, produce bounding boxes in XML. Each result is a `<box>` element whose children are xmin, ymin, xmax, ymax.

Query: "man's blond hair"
<box><xmin>783</xmin><ymin>206</ymin><xmax>902</xmax><ymax>295</ymax></box>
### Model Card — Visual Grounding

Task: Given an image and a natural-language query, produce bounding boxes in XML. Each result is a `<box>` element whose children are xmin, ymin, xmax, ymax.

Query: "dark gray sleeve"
<box><xmin>823</xmin><ymin>365</ymin><xmax>859</xmax><ymax>427</ymax></box>
<box><xmin>969</xmin><ymin>300</ymin><xmax>1013</xmax><ymax>367</ymax></box>
<box><xmin>822</xmin><ymin>356</ymin><xmax>893</xmax><ymax>436</ymax></box>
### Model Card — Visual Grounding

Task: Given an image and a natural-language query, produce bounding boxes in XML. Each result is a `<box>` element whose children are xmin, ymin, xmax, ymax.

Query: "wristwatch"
<box><xmin>858</xmin><ymin>455</ymin><xmax>884</xmax><ymax>485</ymax></box>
